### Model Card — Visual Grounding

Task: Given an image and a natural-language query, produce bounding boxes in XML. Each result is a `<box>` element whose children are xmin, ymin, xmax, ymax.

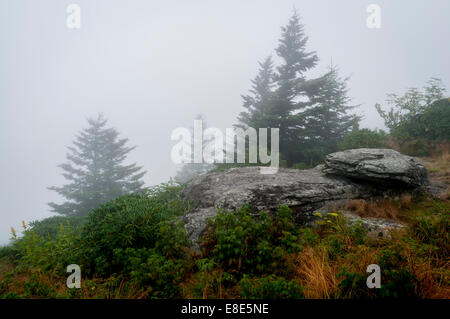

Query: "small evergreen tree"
<box><xmin>48</xmin><ymin>114</ymin><xmax>146</xmax><ymax>216</ymax></box>
<box><xmin>237</xmin><ymin>56</ymin><xmax>275</xmax><ymax>130</ymax></box>
<box><xmin>301</xmin><ymin>65</ymin><xmax>360</xmax><ymax>165</ymax></box>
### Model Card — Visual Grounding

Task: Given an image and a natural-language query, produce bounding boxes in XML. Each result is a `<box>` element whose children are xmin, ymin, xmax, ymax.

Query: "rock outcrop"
<box><xmin>181</xmin><ymin>148</ymin><xmax>430</xmax><ymax>247</ymax></box>
<box><xmin>323</xmin><ymin>148</ymin><xmax>428</xmax><ymax>187</ymax></box>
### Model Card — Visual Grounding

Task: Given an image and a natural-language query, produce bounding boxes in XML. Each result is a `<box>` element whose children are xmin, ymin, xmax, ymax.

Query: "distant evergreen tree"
<box><xmin>174</xmin><ymin>115</ymin><xmax>215</xmax><ymax>183</ymax></box>
<box><xmin>301</xmin><ymin>65</ymin><xmax>360</xmax><ymax>165</ymax></box>
<box><xmin>272</xmin><ymin>11</ymin><xmax>319</xmax><ymax>165</ymax></box>
<box><xmin>48</xmin><ymin>114</ymin><xmax>146</xmax><ymax>216</ymax></box>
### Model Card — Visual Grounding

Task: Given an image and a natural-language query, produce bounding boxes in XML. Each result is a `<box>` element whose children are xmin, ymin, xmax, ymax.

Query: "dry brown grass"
<box><xmin>294</xmin><ymin>247</ymin><xmax>339</xmax><ymax>298</ymax></box>
<box><xmin>413</xmin><ymin>260</ymin><xmax>450</xmax><ymax>299</ymax></box>
<box><xmin>0</xmin><ymin>263</ymin><xmax>146</xmax><ymax>299</ymax></box>
<box><xmin>401</xmin><ymin>245</ymin><xmax>450</xmax><ymax>299</ymax></box>
<box><xmin>400</xmin><ymin>193</ymin><xmax>412</xmax><ymax>208</ymax></box>
<box><xmin>344</xmin><ymin>198</ymin><xmax>403</xmax><ymax>221</ymax></box>
<box><xmin>423</xmin><ymin>142</ymin><xmax>450</xmax><ymax>189</ymax></box>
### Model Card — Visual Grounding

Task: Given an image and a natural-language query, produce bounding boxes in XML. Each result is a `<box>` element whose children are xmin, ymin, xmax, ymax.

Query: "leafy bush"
<box><xmin>298</xmin><ymin>228</ymin><xmax>320</xmax><ymax>246</ymax></box>
<box><xmin>202</xmin><ymin>205</ymin><xmax>301</xmax><ymax>276</ymax></box>
<box><xmin>28</xmin><ymin>215</ymin><xmax>86</xmax><ymax>240</ymax></box>
<box><xmin>315</xmin><ymin>212</ymin><xmax>367</xmax><ymax>250</ymax></box>
<box><xmin>78</xmin><ymin>184</ymin><xmax>189</xmax><ymax>277</ymax></box>
<box><xmin>1</xmin><ymin>292</ymin><xmax>23</xmax><ymax>299</ymax></box>
<box><xmin>392</xmin><ymin>98</ymin><xmax>450</xmax><ymax>156</ymax></box>
<box><xmin>4</xmin><ymin>182</ymin><xmax>190</xmax><ymax>298</ymax></box>
<box><xmin>338</xmin><ymin>128</ymin><xmax>388</xmax><ymax>151</ymax></box>
<box><xmin>390</xmin><ymin>98</ymin><xmax>450</xmax><ymax>142</ymax></box>
<box><xmin>5</xmin><ymin>216</ymin><xmax>85</xmax><ymax>274</ymax></box>
<box><xmin>337</xmin><ymin>269</ymin><xmax>370</xmax><ymax>298</ymax></box>
<box><xmin>113</xmin><ymin>248</ymin><xmax>185</xmax><ymax>298</ymax></box>
<box><xmin>239</xmin><ymin>275</ymin><xmax>304</xmax><ymax>299</ymax></box>
<box><xmin>24</xmin><ymin>274</ymin><xmax>56</xmax><ymax>298</ymax></box>
<box><xmin>0</xmin><ymin>245</ymin><xmax>18</xmax><ymax>260</ymax></box>
<box><xmin>338</xmin><ymin>266</ymin><xmax>418</xmax><ymax>299</ymax></box>
<box><xmin>408</xmin><ymin>213</ymin><xmax>449</xmax><ymax>256</ymax></box>
<box><xmin>374</xmin><ymin>78</ymin><xmax>448</xmax><ymax>156</ymax></box>
<box><xmin>375</xmin><ymin>78</ymin><xmax>446</xmax><ymax>130</ymax></box>
<box><xmin>10</xmin><ymin>221</ymin><xmax>78</xmax><ymax>275</ymax></box>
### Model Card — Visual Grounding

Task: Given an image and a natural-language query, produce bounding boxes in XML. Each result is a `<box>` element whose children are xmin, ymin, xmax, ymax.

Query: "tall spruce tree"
<box><xmin>301</xmin><ymin>65</ymin><xmax>360</xmax><ymax>165</ymax></box>
<box><xmin>237</xmin><ymin>56</ymin><xmax>275</xmax><ymax>130</ymax></box>
<box><xmin>236</xmin><ymin>11</ymin><xmax>360</xmax><ymax>167</ymax></box>
<box><xmin>48</xmin><ymin>114</ymin><xmax>146</xmax><ymax>216</ymax></box>
<box><xmin>272</xmin><ymin>11</ymin><xmax>319</xmax><ymax>165</ymax></box>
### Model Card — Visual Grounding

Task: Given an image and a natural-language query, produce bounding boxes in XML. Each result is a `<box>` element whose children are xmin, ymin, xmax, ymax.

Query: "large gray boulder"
<box><xmin>181</xmin><ymin>166</ymin><xmax>368</xmax><ymax>247</ymax></box>
<box><xmin>181</xmin><ymin>148</ymin><xmax>429</xmax><ymax>247</ymax></box>
<box><xmin>324</xmin><ymin>148</ymin><xmax>429</xmax><ymax>187</ymax></box>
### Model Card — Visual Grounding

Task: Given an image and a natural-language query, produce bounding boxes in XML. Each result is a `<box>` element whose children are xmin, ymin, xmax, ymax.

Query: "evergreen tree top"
<box><xmin>275</xmin><ymin>11</ymin><xmax>318</xmax><ymax>83</ymax></box>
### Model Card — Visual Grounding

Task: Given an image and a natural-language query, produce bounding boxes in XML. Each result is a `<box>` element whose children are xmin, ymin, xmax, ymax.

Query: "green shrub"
<box><xmin>337</xmin><ymin>269</ymin><xmax>371</xmax><ymax>298</ymax></box>
<box><xmin>0</xmin><ymin>272</ymin><xmax>13</xmax><ymax>295</ymax></box>
<box><xmin>338</xmin><ymin>128</ymin><xmax>388</xmax><ymax>151</ymax></box>
<box><xmin>391</xmin><ymin>99</ymin><xmax>450</xmax><ymax>156</ymax></box>
<box><xmin>408</xmin><ymin>214</ymin><xmax>449</xmax><ymax>256</ymax></box>
<box><xmin>315</xmin><ymin>212</ymin><xmax>368</xmax><ymax>256</ymax></box>
<box><xmin>1</xmin><ymin>292</ymin><xmax>23</xmax><ymax>299</ymax></box>
<box><xmin>24</xmin><ymin>274</ymin><xmax>56</xmax><ymax>298</ymax></box>
<box><xmin>202</xmin><ymin>205</ymin><xmax>301</xmax><ymax>276</ymax></box>
<box><xmin>78</xmin><ymin>183</ymin><xmax>189</xmax><ymax>277</ymax></box>
<box><xmin>11</xmin><ymin>221</ymin><xmax>78</xmax><ymax>275</ymax></box>
<box><xmin>239</xmin><ymin>275</ymin><xmax>304</xmax><ymax>299</ymax></box>
<box><xmin>113</xmin><ymin>247</ymin><xmax>185</xmax><ymax>298</ymax></box>
<box><xmin>298</xmin><ymin>228</ymin><xmax>320</xmax><ymax>246</ymax></box>
<box><xmin>392</xmin><ymin>98</ymin><xmax>450</xmax><ymax>143</ymax></box>
<box><xmin>375</xmin><ymin>247</ymin><xmax>419</xmax><ymax>298</ymax></box>
<box><xmin>28</xmin><ymin>215</ymin><xmax>86</xmax><ymax>240</ymax></box>
<box><xmin>0</xmin><ymin>245</ymin><xmax>18</xmax><ymax>260</ymax></box>
<box><xmin>377</xmin><ymin>268</ymin><xmax>418</xmax><ymax>298</ymax></box>
<box><xmin>5</xmin><ymin>182</ymin><xmax>190</xmax><ymax>298</ymax></box>
<box><xmin>338</xmin><ymin>267</ymin><xmax>418</xmax><ymax>299</ymax></box>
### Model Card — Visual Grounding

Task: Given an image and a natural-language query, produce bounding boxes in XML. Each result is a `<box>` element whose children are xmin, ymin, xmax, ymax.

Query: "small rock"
<box><xmin>341</xmin><ymin>211</ymin><xmax>406</xmax><ymax>240</ymax></box>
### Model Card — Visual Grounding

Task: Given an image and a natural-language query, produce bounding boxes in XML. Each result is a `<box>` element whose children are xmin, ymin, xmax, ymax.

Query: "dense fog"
<box><xmin>1</xmin><ymin>0</ymin><xmax>449</xmax><ymax>245</ymax></box>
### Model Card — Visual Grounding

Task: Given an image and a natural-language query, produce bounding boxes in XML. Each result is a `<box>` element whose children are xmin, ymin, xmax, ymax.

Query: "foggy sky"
<box><xmin>1</xmin><ymin>0</ymin><xmax>449</xmax><ymax>244</ymax></box>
